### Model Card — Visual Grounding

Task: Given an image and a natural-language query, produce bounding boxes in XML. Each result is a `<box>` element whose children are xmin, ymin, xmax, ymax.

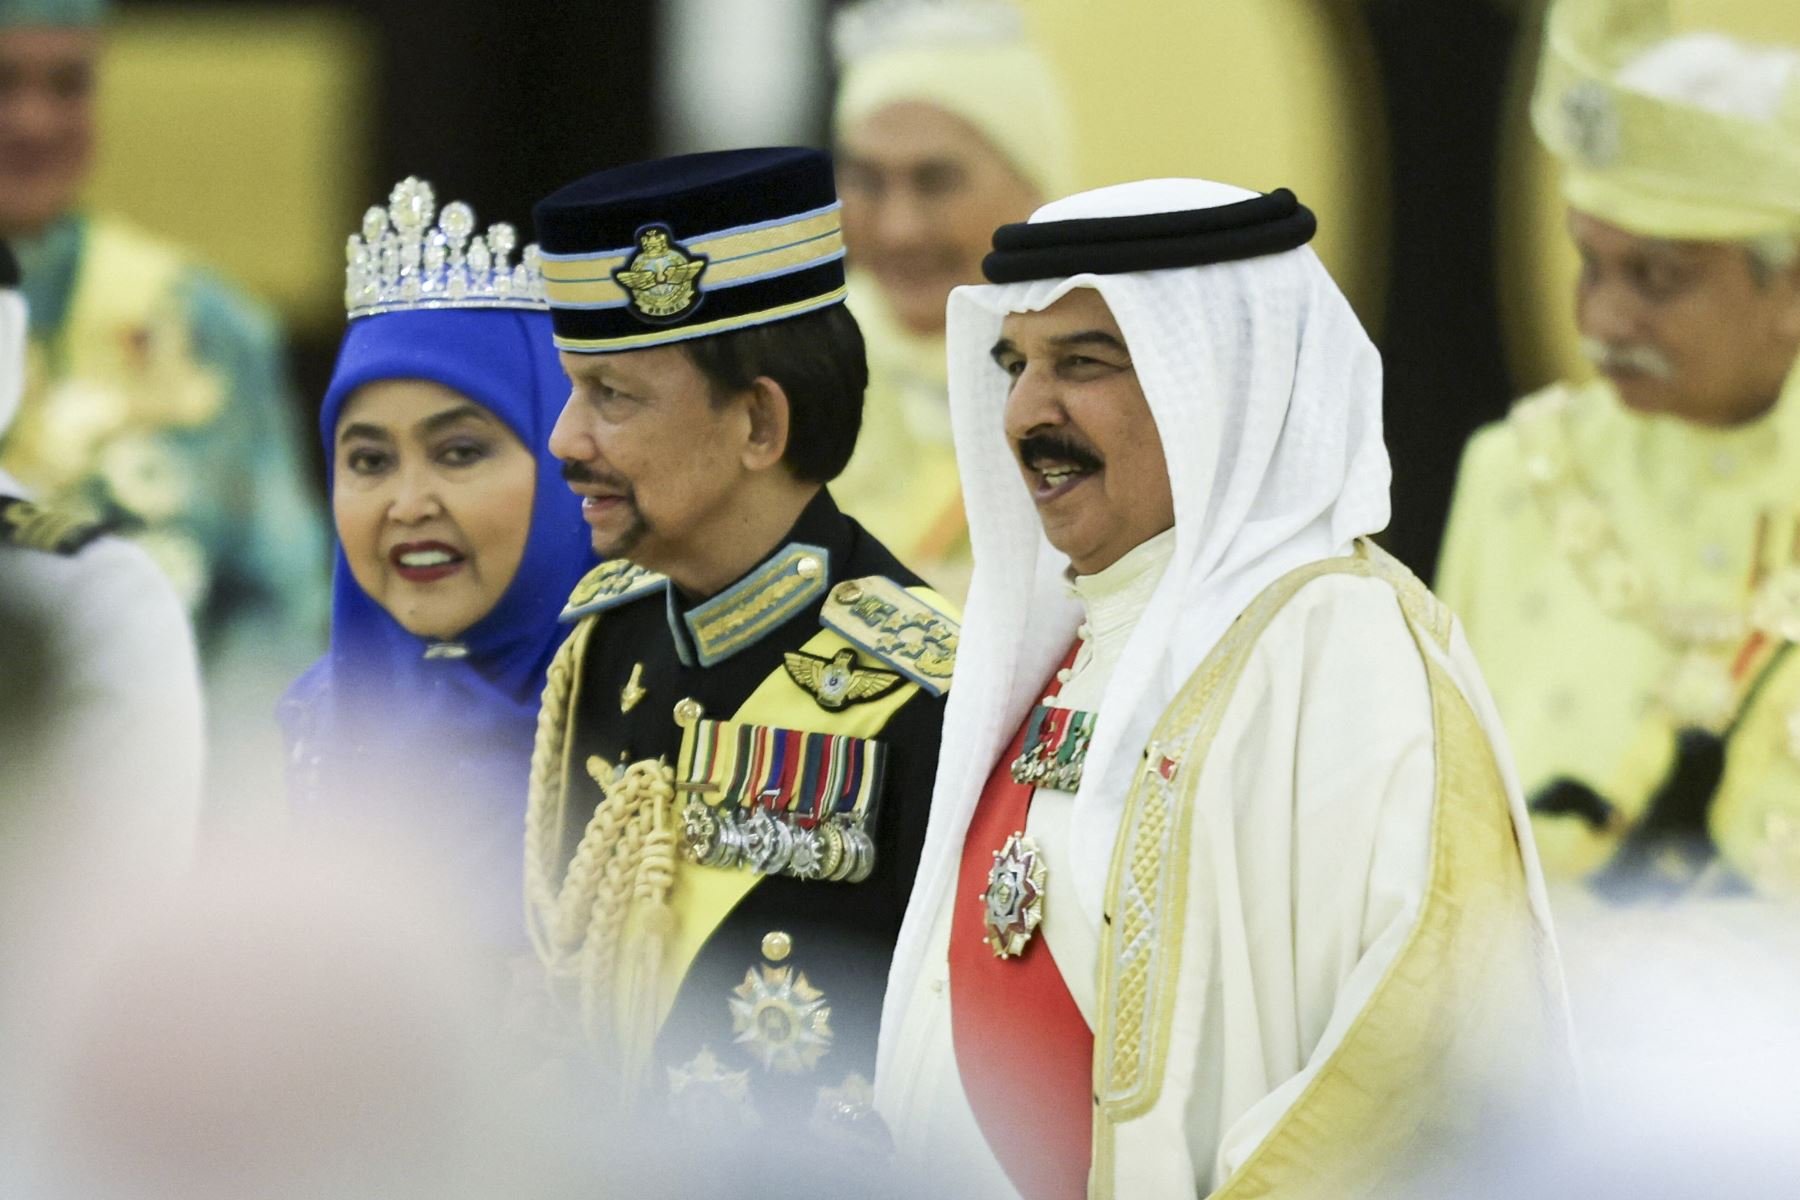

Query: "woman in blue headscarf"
<box><xmin>280</xmin><ymin>181</ymin><xmax>595</xmax><ymax>951</ymax></box>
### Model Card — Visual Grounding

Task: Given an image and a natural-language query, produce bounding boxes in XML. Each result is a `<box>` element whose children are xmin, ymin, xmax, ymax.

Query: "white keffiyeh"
<box><xmin>878</xmin><ymin>178</ymin><xmax>1393</xmax><ymax>1078</ymax></box>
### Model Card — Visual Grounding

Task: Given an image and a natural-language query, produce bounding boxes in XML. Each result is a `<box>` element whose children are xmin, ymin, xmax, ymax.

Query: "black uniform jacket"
<box><xmin>537</xmin><ymin>488</ymin><xmax>953</xmax><ymax>1118</ymax></box>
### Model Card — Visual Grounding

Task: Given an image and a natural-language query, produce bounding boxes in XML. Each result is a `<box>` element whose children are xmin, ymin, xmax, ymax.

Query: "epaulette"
<box><xmin>559</xmin><ymin>559</ymin><xmax>668</xmax><ymax>623</ymax></box>
<box><xmin>0</xmin><ymin>495</ymin><xmax>110</xmax><ymax>556</ymax></box>
<box><xmin>820</xmin><ymin>576</ymin><xmax>958</xmax><ymax>696</ymax></box>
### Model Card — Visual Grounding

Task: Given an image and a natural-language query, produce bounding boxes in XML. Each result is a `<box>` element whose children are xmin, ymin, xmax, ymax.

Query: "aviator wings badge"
<box><xmin>783</xmin><ymin>648</ymin><xmax>903</xmax><ymax>712</ymax></box>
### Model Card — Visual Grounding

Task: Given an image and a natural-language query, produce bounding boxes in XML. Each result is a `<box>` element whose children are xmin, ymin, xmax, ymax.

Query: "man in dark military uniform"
<box><xmin>521</xmin><ymin>147</ymin><xmax>956</xmax><ymax>1134</ymax></box>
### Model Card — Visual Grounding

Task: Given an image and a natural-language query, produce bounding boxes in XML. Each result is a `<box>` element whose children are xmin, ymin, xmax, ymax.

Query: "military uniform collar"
<box><xmin>666</xmin><ymin>488</ymin><xmax>853</xmax><ymax>667</ymax></box>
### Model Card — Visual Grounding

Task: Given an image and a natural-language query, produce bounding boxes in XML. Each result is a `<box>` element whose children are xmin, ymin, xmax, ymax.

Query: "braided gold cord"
<box><xmin>523</xmin><ymin>624</ymin><xmax>587</xmax><ymax>964</ymax></box>
<box><xmin>551</xmin><ymin>758</ymin><xmax>626</xmax><ymax>950</ymax></box>
<box><xmin>568</xmin><ymin>761</ymin><xmax>677</xmax><ymax>1073</ymax></box>
<box><xmin>621</xmin><ymin>781</ymin><xmax>679</xmax><ymax>1093</ymax></box>
<box><xmin>576</xmin><ymin>782</ymin><xmax>648</xmax><ymax>1044</ymax></box>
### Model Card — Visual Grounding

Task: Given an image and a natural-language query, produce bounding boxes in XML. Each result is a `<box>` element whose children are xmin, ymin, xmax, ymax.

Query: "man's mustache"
<box><xmin>560</xmin><ymin>460</ymin><xmax>632</xmax><ymax>493</ymax></box>
<box><xmin>1015</xmin><ymin>432</ymin><xmax>1104</xmax><ymax>474</ymax></box>
<box><xmin>1580</xmin><ymin>337</ymin><xmax>1675</xmax><ymax>383</ymax></box>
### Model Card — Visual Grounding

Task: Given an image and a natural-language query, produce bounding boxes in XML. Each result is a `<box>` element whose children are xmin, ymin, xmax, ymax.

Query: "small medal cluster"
<box><xmin>1010</xmin><ymin>704</ymin><xmax>1099</xmax><ymax>792</ymax></box>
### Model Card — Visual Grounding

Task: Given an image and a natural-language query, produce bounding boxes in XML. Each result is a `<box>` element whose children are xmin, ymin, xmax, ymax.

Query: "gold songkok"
<box><xmin>1532</xmin><ymin>0</ymin><xmax>1800</xmax><ymax>240</ymax></box>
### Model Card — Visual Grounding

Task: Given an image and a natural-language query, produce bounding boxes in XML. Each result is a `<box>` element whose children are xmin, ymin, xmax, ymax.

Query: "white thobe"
<box><xmin>880</xmin><ymin>563</ymin><xmax>1460</xmax><ymax>1197</ymax></box>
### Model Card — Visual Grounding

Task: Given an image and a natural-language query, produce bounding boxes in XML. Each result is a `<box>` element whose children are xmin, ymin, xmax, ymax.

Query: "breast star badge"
<box><xmin>729</xmin><ymin>963</ymin><xmax>834</xmax><ymax>1074</ymax></box>
<box><xmin>782</xmin><ymin>648</ymin><xmax>902</xmax><ymax>711</ymax></box>
<box><xmin>981</xmin><ymin>831</ymin><xmax>1047</xmax><ymax>958</ymax></box>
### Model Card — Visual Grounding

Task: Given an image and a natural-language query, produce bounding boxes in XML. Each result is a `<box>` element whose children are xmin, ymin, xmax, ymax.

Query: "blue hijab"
<box><xmin>280</xmin><ymin>307</ymin><xmax>594</xmax><ymax>948</ymax></box>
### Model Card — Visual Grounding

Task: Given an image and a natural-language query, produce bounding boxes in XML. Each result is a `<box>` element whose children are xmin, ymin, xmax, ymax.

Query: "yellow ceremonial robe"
<box><xmin>1438</xmin><ymin>365</ymin><xmax>1800</xmax><ymax>879</ymax></box>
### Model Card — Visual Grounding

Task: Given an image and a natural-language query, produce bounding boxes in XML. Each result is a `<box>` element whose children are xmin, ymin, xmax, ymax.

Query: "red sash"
<box><xmin>949</xmin><ymin>648</ymin><xmax>1094</xmax><ymax>1200</ymax></box>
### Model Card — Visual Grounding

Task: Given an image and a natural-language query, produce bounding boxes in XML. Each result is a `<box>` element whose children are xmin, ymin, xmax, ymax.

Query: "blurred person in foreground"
<box><xmin>0</xmin><ymin>0</ymin><xmax>328</xmax><ymax>807</ymax></box>
<box><xmin>1437</xmin><ymin>0</ymin><xmax>1800</xmax><ymax>899</ymax></box>
<box><xmin>17</xmin><ymin>840</ymin><xmax>516</xmax><ymax>1200</ymax></box>
<box><xmin>830</xmin><ymin>0</ymin><xmax>1074</xmax><ymax>600</ymax></box>
<box><xmin>277</xmin><ymin>179</ymin><xmax>595</xmax><ymax>958</ymax></box>
<box><xmin>1392</xmin><ymin>907</ymin><xmax>1800</xmax><ymax>1200</ymax></box>
<box><xmin>521</xmin><ymin>148</ymin><xmax>955</xmax><ymax>1150</ymax></box>
<box><xmin>0</xmin><ymin>234</ymin><xmax>201</xmax><ymax>1164</ymax></box>
<box><xmin>875</xmin><ymin>179</ymin><xmax>1571</xmax><ymax>1199</ymax></box>
<box><xmin>0</xmin><ymin>233</ymin><xmax>200</xmax><ymax>873</ymax></box>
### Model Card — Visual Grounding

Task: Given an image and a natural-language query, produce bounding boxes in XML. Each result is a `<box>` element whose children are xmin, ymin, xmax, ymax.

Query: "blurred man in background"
<box><xmin>1439</xmin><ymin>0</ymin><xmax>1800</xmax><ymax>900</ymax></box>
<box><xmin>0</xmin><ymin>231</ymin><xmax>201</xmax><ymax>871</ymax></box>
<box><xmin>0</xmin><ymin>0</ymin><xmax>327</xmax><ymax>817</ymax></box>
<box><xmin>831</xmin><ymin>0</ymin><xmax>1074</xmax><ymax>600</ymax></box>
<box><xmin>1</xmin><ymin>231</ymin><xmax>204</xmax><ymax>1181</ymax></box>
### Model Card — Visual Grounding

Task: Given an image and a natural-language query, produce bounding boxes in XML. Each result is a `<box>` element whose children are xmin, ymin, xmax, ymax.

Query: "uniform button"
<box><xmin>1056</xmin><ymin>668</ymin><xmax>1072</xmax><ymax>684</ymax></box>
<box><xmin>761</xmin><ymin>931</ymin><xmax>793</xmax><ymax>962</ymax></box>
<box><xmin>673</xmin><ymin>697</ymin><xmax>704</xmax><ymax>727</ymax></box>
<box><xmin>832</xmin><ymin>581</ymin><xmax>863</xmax><ymax>604</ymax></box>
<box><xmin>797</xmin><ymin>555</ymin><xmax>823</xmax><ymax>579</ymax></box>
<box><xmin>1077</xmin><ymin>623</ymin><xmax>1092</xmax><ymax>640</ymax></box>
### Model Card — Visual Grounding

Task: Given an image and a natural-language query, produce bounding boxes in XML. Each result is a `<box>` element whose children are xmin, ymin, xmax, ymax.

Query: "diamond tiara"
<box><xmin>345</xmin><ymin>177</ymin><xmax>548</xmax><ymax>319</ymax></box>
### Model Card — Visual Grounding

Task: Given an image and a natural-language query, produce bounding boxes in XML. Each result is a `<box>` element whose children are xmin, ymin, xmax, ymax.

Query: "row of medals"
<box><xmin>679</xmin><ymin>797</ymin><xmax>876</xmax><ymax>883</ymax></box>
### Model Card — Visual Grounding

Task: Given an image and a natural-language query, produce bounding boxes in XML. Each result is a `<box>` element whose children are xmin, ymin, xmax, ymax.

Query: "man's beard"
<box><xmin>594</xmin><ymin>508</ymin><xmax>650</xmax><ymax>559</ymax></box>
<box><xmin>563</xmin><ymin>459</ymin><xmax>651</xmax><ymax>559</ymax></box>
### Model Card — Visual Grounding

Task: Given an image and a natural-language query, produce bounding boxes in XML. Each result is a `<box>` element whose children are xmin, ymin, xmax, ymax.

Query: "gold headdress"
<box><xmin>1531</xmin><ymin>0</ymin><xmax>1800</xmax><ymax>239</ymax></box>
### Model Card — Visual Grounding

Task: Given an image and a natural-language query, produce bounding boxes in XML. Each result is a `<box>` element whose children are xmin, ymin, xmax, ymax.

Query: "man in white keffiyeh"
<box><xmin>874</xmin><ymin>179</ymin><xmax>1573</xmax><ymax>1199</ymax></box>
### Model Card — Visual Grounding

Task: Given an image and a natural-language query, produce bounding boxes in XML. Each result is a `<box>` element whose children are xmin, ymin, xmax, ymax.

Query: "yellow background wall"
<box><xmin>84</xmin><ymin>7</ymin><xmax>371</xmax><ymax>332</ymax></box>
<box><xmin>1019</xmin><ymin>0</ymin><xmax>1390</xmax><ymax>327</ymax></box>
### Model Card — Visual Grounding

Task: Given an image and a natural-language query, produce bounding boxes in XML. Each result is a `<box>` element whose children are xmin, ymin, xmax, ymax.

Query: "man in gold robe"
<box><xmin>0</xmin><ymin>0</ymin><xmax>328</xmax><ymax>794</ymax></box>
<box><xmin>1438</xmin><ymin>0</ymin><xmax>1800</xmax><ymax>896</ymax></box>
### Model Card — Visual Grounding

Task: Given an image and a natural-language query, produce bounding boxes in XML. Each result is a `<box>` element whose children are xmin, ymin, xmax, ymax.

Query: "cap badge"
<box><xmin>1562</xmin><ymin>81</ymin><xmax>1620</xmax><ymax>170</ymax></box>
<box><xmin>613</xmin><ymin>224</ymin><xmax>708</xmax><ymax>322</ymax></box>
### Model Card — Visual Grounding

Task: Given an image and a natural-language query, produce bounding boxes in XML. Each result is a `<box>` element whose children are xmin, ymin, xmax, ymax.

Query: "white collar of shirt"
<box><xmin>1057</xmin><ymin>526</ymin><xmax>1178</xmax><ymax>711</ymax></box>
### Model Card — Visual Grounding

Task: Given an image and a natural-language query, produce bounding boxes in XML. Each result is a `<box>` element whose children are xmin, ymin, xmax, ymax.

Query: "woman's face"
<box><xmin>332</xmin><ymin>379</ymin><xmax>537</xmax><ymax>640</ymax></box>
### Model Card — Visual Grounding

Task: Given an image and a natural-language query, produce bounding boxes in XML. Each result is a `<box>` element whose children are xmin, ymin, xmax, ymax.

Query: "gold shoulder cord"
<box><xmin>523</xmin><ymin>615</ymin><xmax>681</xmax><ymax>1087</ymax></box>
<box><xmin>523</xmin><ymin>618</ymin><xmax>592</xmax><ymax>964</ymax></box>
